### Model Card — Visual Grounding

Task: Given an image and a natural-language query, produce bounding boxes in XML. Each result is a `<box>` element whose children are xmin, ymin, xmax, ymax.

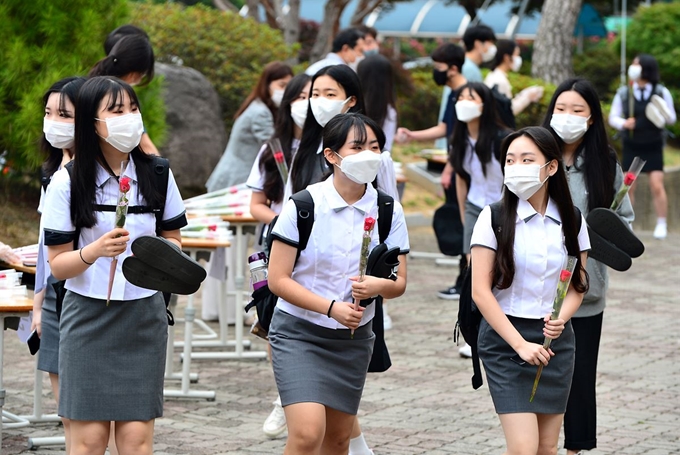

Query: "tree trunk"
<box><xmin>531</xmin><ymin>0</ymin><xmax>583</xmax><ymax>85</ymax></box>
<box><xmin>349</xmin><ymin>0</ymin><xmax>384</xmax><ymax>27</ymax></box>
<box><xmin>212</xmin><ymin>0</ymin><xmax>238</xmax><ymax>12</ymax></box>
<box><xmin>309</xmin><ymin>0</ymin><xmax>352</xmax><ymax>64</ymax></box>
<box><xmin>246</xmin><ymin>0</ymin><xmax>260</xmax><ymax>21</ymax></box>
<box><xmin>260</xmin><ymin>0</ymin><xmax>282</xmax><ymax>30</ymax></box>
<box><xmin>284</xmin><ymin>0</ymin><xmax>301</xmax><ymax>47</ymax></box>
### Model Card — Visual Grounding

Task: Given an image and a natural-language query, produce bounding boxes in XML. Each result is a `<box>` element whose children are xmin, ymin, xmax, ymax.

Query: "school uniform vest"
<box><xmin>622</xmin><ymin>85</ymin><xmax>664</xmax><ymax>146</ymax></box>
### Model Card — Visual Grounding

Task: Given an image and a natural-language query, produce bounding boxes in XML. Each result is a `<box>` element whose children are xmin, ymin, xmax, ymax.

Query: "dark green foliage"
<box><xmin>0</xmin><ymin>0</ymin><xmax>129</xmax><ymax>170</ymax></box>
<box><xmin>131</xmin><ymin>2</ymin><xmax>296</xmax><ymax>131</ymax></box>
<box><xmin>573</xmin><ymin>44</ymin><xmax>620</xmax><ymax>103</ymax></box>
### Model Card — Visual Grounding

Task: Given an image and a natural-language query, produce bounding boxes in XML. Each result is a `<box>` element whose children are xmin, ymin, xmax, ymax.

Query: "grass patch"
<box><xmin>664</xmin><ymin>144</ymin><xmax>680</xmax><ymax>167</ymax></box>
<box><xmin>0</xmin><ymin>178</ymin><xmax>41</xmax><ymax>248</ymax></box>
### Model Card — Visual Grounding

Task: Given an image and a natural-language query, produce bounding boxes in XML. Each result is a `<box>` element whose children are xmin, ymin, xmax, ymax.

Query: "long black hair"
<box><xmin>492</xmin><ymin>39</ymin><xmax>517</xmax><ymax>70</ymax></box>
<box><xmin>541</xmin><ymin>78</ymin><xmax>618</xmax><ymax>210</ymax></box>
<box><xmin>41</xmin><ymin>77</ymin><xmax>87</xmax><ymax>180</ymax></box>
<box><xmin>291</xmin><ymin>65</ymin><xmax>365</xmax><ymax>193</ymax></box>
<box><xmin>71</xmin><ymin>77</ymin><xmax>161</xmax><ymax>228</ymax></box>
<box><xmin>637</xmin><ymin>53</ymin><xmax>660</xmax><ymax>85</ymax></box>
<box><xmin>357</xmin><ymin>54</ymin><xmax>395</xmax><ymax>128</ymax></box>
<box><xmin>89</xmin><ymin>34</ymin><xmax>155</xmax><ymax>86</ymax></box>
<box><xmin>322</xmin><ymin>113</ymin><xmax>386</xmax><ymax>176</ymax></box>
<box><xmin>104</xmin><ymin>24</ymin><xmax>149</xmax><ymax>55</ymax></box>
<box><xmin>450</xmin><ymin>83</ymin><xmax>508</xmax><ymax>184</ymax></box>
<box><xmin>494</xmin><ymin>127</ymin><xmax>588</xmax><ymax>294</ymax></box>
<box><xmin>234</xmin><ymin>61</ymin><xmax>294</xmax><ymax>120</ymax></box>
<box><xmin>259</xmin><ymin>73</ymin><xmax>311</xmax><ymax>203</ymax></box>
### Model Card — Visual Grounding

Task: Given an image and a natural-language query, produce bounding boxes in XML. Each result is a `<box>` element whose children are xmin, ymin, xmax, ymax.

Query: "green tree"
<box><xmin>0</xmin><ymin>0</ymin><xmax>129</xmax><ymax>170</ymax></box>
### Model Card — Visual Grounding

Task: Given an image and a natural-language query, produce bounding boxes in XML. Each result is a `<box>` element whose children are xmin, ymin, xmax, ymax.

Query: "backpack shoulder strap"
<box><xmin>290</xmin><ymin>189</ymin><xmax>314</xmax><ymax>264</ymax></box>
<box><xmin>40</xmin><ymin>167</ymin><xmax>50</xmax><ymax>192</ymax></box>
<box><xmin>151</xmin><ymin>156</ymin><xmax>170</xmax><ymax>235</ymax></box>
<box><xmin>377</xmin><ymin>189</ymin><xmax>394</xmax><ymax>244</ymax></box>
<box><xmin>63</xmin><ymin>161</ymin><xmax>80</xmax><ymax>249</ymax></box>
<box><xmin>489</xmin><ymin>201</ymin><xmax>503</xmax><ymax>241</ymax></box>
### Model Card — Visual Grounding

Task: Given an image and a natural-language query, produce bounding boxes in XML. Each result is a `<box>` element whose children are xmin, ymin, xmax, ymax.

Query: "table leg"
<box><xmin>185</xmin><ymin>224</ymin><xmax>266</xmax><ymax>361</ymax></box>
<box><xmin>19</xmin><ymin>355</ymin><xmax>60</xmax><ymax>422</ymax></box>
<box><xmin>164</xmin><ymin>296</ymin><xmax>198</xmax><ymax>383</ymax></box>
<box><xmin>163</xmin><ymin>252</ymin><xmax>214</xmax><ymax>400</ymax></box>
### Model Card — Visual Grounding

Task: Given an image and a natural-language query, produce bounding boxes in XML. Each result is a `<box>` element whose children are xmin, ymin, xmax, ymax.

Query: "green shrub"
<box><xmin>0</xmin><ymin>0</ymin><xmax>129</xmax><ymax>171</ymax></box>
<box><xmin>396</xmin><ymin>66</ymin><xmax>441</xmax><ymax>132</ymax></box>
<box><xmin>135</xmin><ymin>76</ymin><xmax>168</xmax><ymax>148</ymax></box>
<box><xmin>506</xmin><ymin>71</ymin><xmax>557</xmax><ymax>129</ymax></box>
<box><xmin>131</xmin><ymin>2</ymin><xmax>296</xmax><ymax>130</ymax></box>
<box><xmin>572</xmin><ymin>44</ymin><xmax>620</xmax><ymax>103</ymax></box>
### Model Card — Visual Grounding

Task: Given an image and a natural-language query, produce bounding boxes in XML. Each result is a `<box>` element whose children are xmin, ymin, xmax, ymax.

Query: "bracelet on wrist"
<box><xmin>327</xmin><ymin>300</ymin><xmax>336</xmax><ymax>318</ymax></box>
<box><xmin>79</xmin><ymin>247</ymin><xmax>94</xmax><ymax>266</ymax></box>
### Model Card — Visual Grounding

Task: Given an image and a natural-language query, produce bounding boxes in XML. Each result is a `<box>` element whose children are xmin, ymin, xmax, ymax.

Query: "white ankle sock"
<box><xmin>657</xmin><ymin>218</ymin><xmax>667</xmax><ymax>226</ymax></box>
<box><xmin>349</xmin><ymin>433</ymin><xmax>373</xmax><ymax>455</ymax></box>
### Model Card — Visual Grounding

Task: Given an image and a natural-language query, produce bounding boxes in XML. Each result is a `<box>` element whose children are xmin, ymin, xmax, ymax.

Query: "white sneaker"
<box><xmin>383</xmin><ymin>306</ymin><xmax>393</xmax><ymax>331</ymax></box>
<box><xmin>459</xmin><ymin>343</ymin><xmax>472</xmax><ymax>358</ymax></box>
<box><xmin>653</xmin><ymin>222</ymin><xmax>667</xmax><ymax>240</ymax></box>
<box><xmin>262</xmin><ymin>398</ymin><xmax>287</xmax><ymax>438</ymax></box>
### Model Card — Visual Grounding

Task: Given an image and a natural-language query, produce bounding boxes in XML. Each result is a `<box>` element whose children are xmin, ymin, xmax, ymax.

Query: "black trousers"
<box><xmin>563</xmin><ymin>312</ymin><xmax>604</xmax><ymax>451</ymax></box>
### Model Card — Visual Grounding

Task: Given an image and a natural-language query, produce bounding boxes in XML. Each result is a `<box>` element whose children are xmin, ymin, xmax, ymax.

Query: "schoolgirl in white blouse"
<box><xmin>449</xmin><ymin>82</ymin><xmax>510</xmax><ymax>259</ymax></box>
<box><xmin>470</xmin><ymin>126</ymin><xmax>590</xmax><ymax>455</ymax></box>
<box><xmin>42</xmin><ymin>77</ymin><xmax>186</xmax><ymax>455</ymax></box>
<box><xmin>268</xmin><ymin>113</ymin><xmax>409</xmax><ymax>455</ymax></box>
<box><xmin>247</xmin><ymin>73</ymin><xmax>312</xmax><ymax>226</ymax></box>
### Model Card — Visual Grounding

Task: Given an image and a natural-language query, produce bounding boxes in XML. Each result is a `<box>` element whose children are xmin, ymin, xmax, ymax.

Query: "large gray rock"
<box><xmin>155</xmin><ymin>62</ymin><xmax>227</xmax><ymax>195</ymax></box>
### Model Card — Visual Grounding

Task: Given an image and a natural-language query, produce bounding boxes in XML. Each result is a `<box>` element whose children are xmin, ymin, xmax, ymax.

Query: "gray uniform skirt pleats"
<box><xmin>269</xmin><ymin>307</ymin><xmax>375</xmax><ymax>415</ymax></box>
<box><xmin>58</xmin><ymin>290</ymin><xmax>167</xmax><ymax>421</ymax></box>
<box><xmin>37</xmin><ymin>275</ymin><xmax>60</xmax><ymax>375</ymax></box>
<box><xmin>478</xmin><ymin>315</ymin><xmax>575</xmax><ymax>414</ymax></box>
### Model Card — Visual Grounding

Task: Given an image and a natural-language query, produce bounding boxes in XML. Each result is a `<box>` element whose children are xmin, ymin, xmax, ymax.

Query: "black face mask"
<box><xmin>432</xmin><ymin>67</ymin><xmax>449</xmax><ymax>86</ymax></box>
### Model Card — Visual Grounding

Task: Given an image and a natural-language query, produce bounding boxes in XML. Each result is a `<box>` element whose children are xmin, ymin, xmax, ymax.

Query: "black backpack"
<box><xmin>454</xmin><ymin>201</ymin><xmax>581</xmax><ymax>389</ymax></box>
<box><xmin>53</xmin><ymin>157</ymin><xmax>174</xmax><ymax>323</ymax></box>
<box><xmin>247</xmin><ymin>188</ymin><xmax>395</xmax><ymax>371</ymax></box>
<box><xmin>490</xmin><ymin>85</ymin><xmax>516</xmax><ymax>130</ymax></box>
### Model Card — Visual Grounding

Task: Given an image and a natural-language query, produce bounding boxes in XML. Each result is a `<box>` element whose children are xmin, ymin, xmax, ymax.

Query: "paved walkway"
<box><xmin>2</xmin><ymin>226</ymin><xmax>679</xmax><ymax>454</ymax></box>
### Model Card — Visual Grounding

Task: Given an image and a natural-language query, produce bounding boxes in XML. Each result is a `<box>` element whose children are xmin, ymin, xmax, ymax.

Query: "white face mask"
<box><xmin>290</xmin><ymin>100</ymin><xmax>308</xmax><ymax>129</ymax></box>
<box><xmin>628</xmin><ymin>64</ymin><xmax>642</xmax><ymax>81</ymax></box>
<box><xmin>95</xmin><ymin>113</ymin><xmax>144</xmax><ymax>154</ymax></box>
<box><xmin>511</xmin><ymin>55</ymin><xmax>522</xmax><ymax>72</ymax></box>
<box><xmin>349</xmin><ymin>55</ymin><xmax>364</xmax><ymax>72</ymax></box>
<box><xmin>43</xmin><ymin>119</ymin><xmax>75</xmax><ymax>149</ymax></box>
<box><xmin>550</xmin><ymin>113</ymin><xmax>590</xmax><ymax>144</ymax></box>
<box><xmin>310</xmin><ymin>97</ymin><xmax>350</xmax><ymax>127</ymax></box>
<box><xmin>504</xmin><ymin>162</ymin><xmax>551</xmax><ymax>200</ymax></box>
<box><xmin>271</xmin><ymin>89</ymin><xmax>284</xmax><ymax>107</ymax></box>
<box><xmin>482</xmin><ymin>43</ymin><xmax>497</xmax><ymax>63</ymax></box>
<box><xmin>334</xmin><ymin>150</ymin><xmax>382</xmax><ymax>184</ymax></box>
<box><xmin>455</xmin><ymin>100</ymin><xmax>483</xmax><ymax>123</ymax></box>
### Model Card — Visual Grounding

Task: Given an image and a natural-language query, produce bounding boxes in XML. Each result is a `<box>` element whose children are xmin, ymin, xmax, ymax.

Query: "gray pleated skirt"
<box><xmin>269</xmin><ymin>307</ymin><xmax>375</xmax><ymax>415</ymax></box>
<box><xmin>463</xmin><ymin>201</ymin><xmax>483</xmax><ymax>254</ymax></box>
<box><xmin>478</xmin><ymin>315</ymin><xmax>575</xmax><ymax>414</ymax></box>
<box><xmin>58</xmin><ymin>290</ymin><xmax>167</xmax><ymax>421</ymax></box>
<box><xmin>37</xmin><ymin>275</ymin><xmax>60</xmax><ymax>374</ymax></box>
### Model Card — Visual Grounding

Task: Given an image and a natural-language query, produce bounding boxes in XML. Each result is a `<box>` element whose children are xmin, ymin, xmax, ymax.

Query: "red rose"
<box><xmin>119</xmin><ymin>176</ymin><xmax>131</xmax><ymax>193</ymax></box>
<box><xmin>623</xmin><ymin>172</ymin><xmax>636</xmax><ymax>186</ymax></box>
<box><xmin>560</xmin><ymin>270</ymin><xmax>572</xmax><ymax>282</ymax></box>
<box><xmin>363</xmin><ymin>217</ymin><xmax>376</xmax><ymax>232</ymax></box>
<box><xmin>274</xmin><ymin>151</ymin><xmax>285</xmax><ymax>163</ymax></box>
